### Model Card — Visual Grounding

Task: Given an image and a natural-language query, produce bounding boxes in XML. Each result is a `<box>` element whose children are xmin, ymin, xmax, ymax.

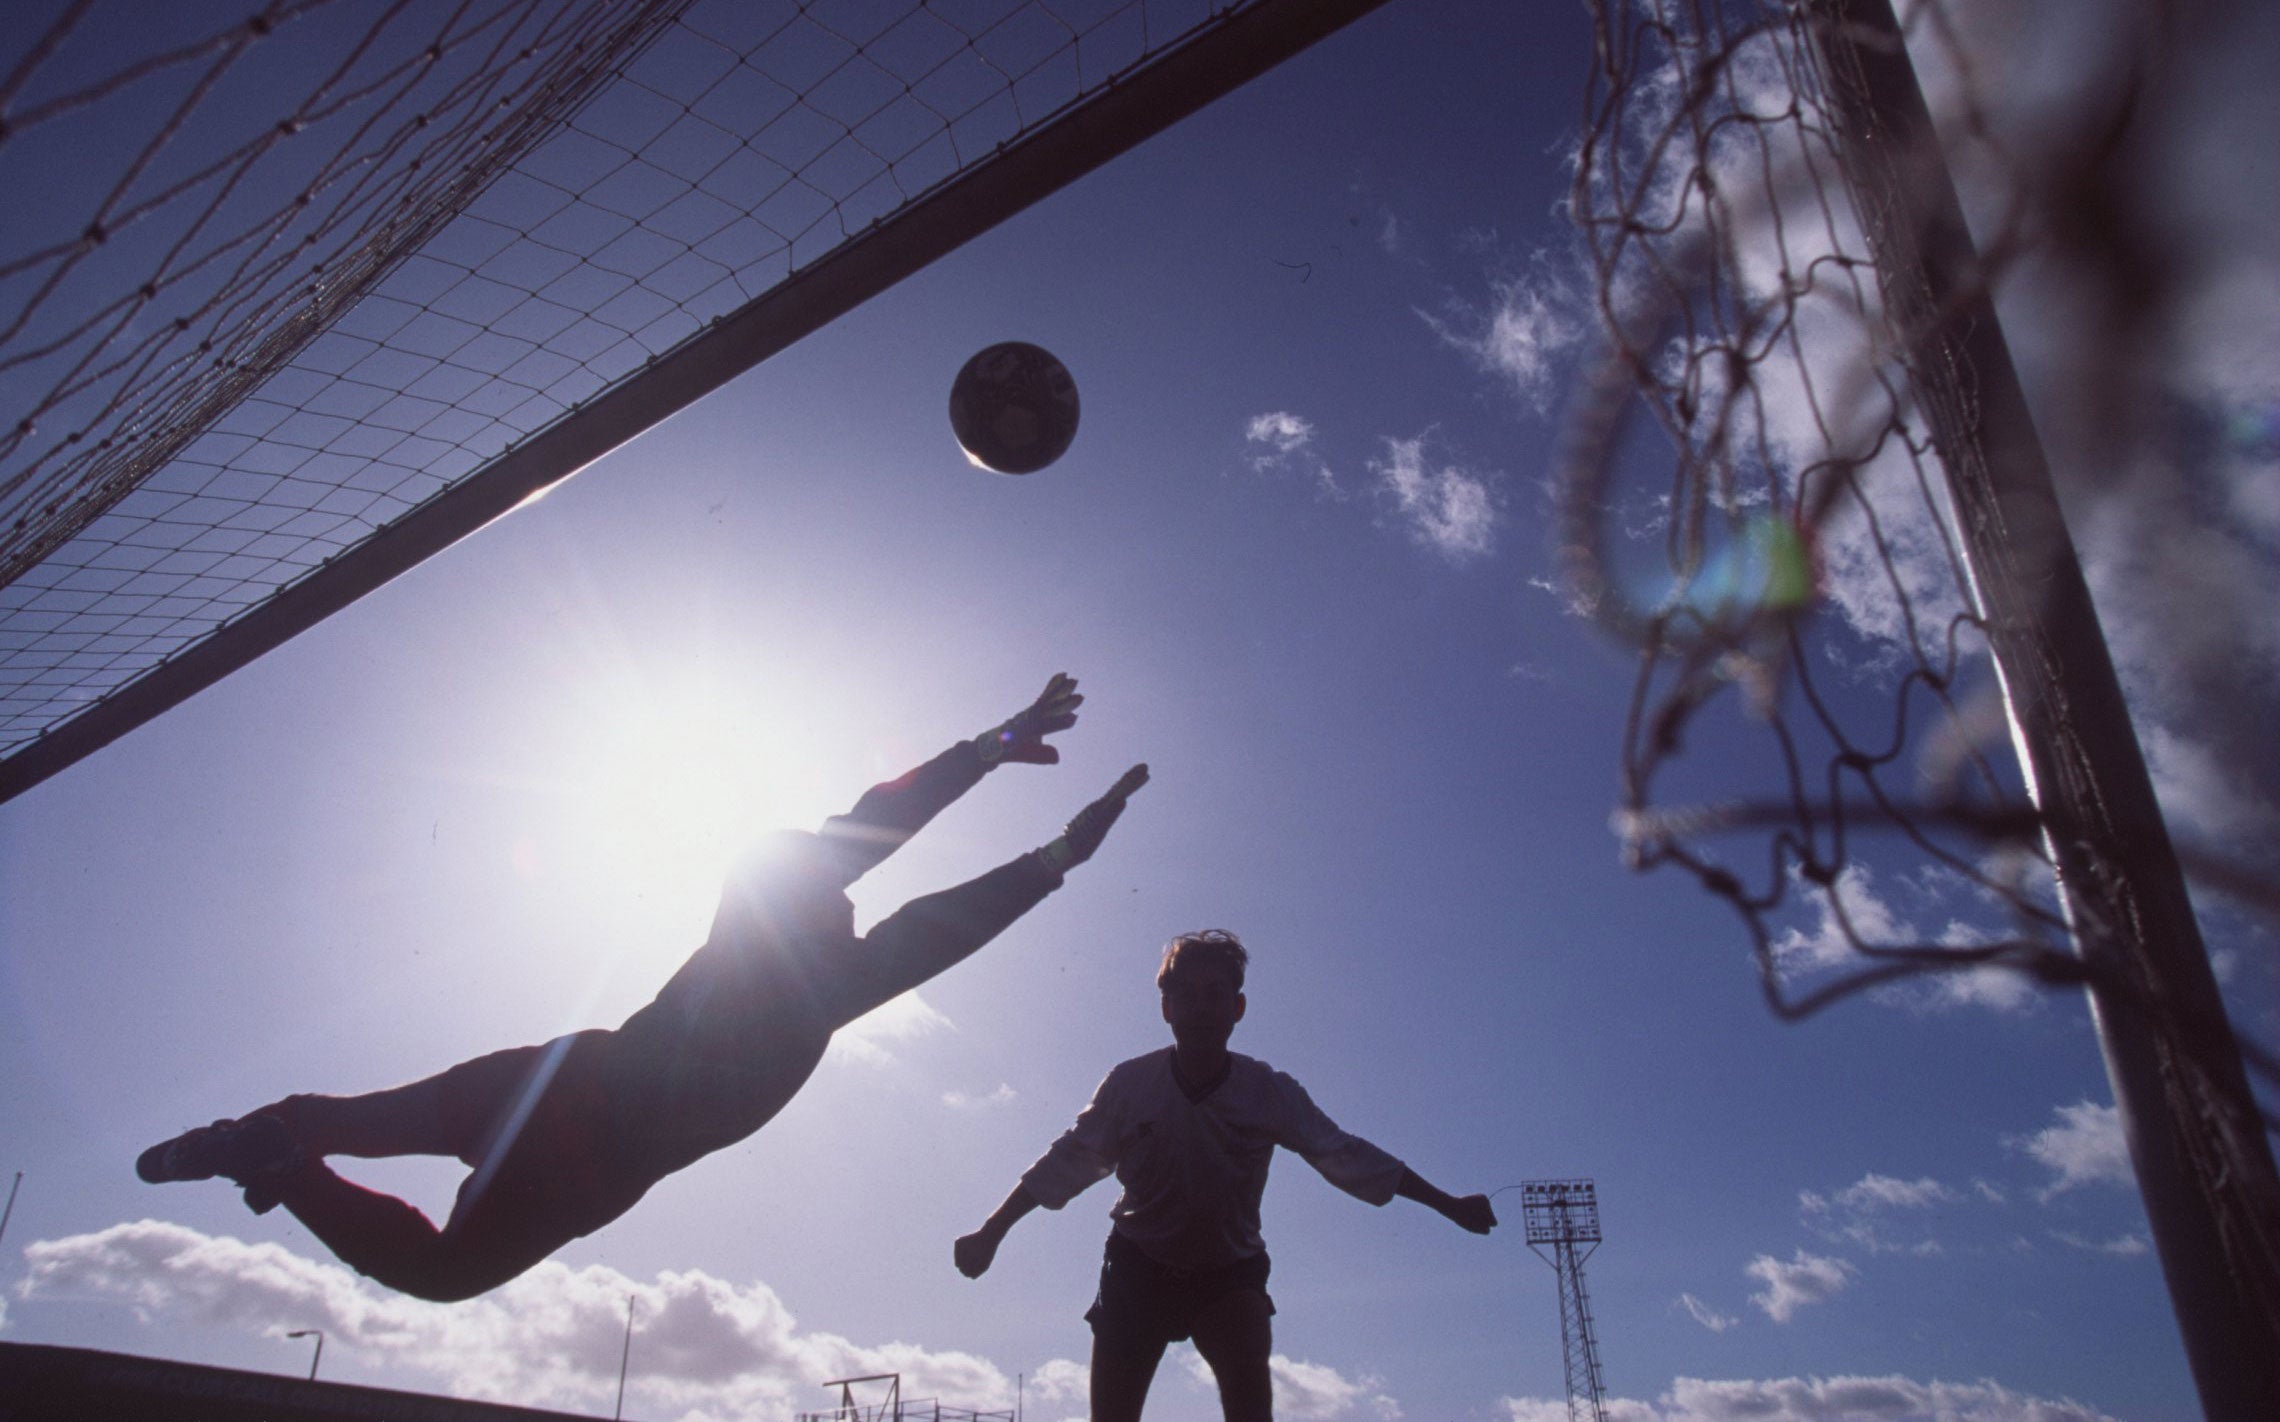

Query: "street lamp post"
<box><xmin>615</xmin><ymin>1295</ymin><xmax>637</xmax><ymax>1420</ymax></box>
<box><xmin>286</xmin><ymin>1329</ymin><xmax>324</xmax><ymax>1381</ymax></box>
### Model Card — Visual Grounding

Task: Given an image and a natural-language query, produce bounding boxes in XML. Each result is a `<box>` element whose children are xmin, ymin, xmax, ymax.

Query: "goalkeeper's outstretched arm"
<box><xmin>827</xmin><ymin>764</ymin><xmax>1148</xmax><ymax>1025</ymax></box>
<box><xmin>815</xmin><ymin>674</ymin><xmax>1087</xmax><ymax>885</ymax></box>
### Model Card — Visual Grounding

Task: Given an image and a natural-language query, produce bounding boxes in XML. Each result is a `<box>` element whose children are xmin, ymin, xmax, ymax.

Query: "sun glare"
<box><xmin>551</xmin><ymin>676</ymin><xmax>846</xmax><ymax>931</ymax></box>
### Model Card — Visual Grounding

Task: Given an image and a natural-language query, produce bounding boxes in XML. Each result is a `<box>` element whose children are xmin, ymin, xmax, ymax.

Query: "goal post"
<box><xmin>1560</xmin><ymin>0</ymin><xmax>2280</xmax><ymax>1412</ymax></box>
<box><xmin>1801</xmin><ymin>2</ymin><xmax>2280</xmax><ymax>1410</ymax></box>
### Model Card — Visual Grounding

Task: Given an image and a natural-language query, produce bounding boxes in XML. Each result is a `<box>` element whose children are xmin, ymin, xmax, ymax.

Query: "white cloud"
<box><xmin>1801</xmin><ymin>1173</ymin><xmax>1964</xmax><ymax>1255</ymax></box>
<box><xmin>19</xmin><ymin>1220</ymin><xmax>1014</xmax><ymax>1421</ymax></box>
<box><xmin>1499</xmin><ymin>1374</ymin><xmax>2124</xmax><ymax>1422</ymax></box>
<box><xmin>830</xmin><ymin>991</ymin><xmax>952</xmax><ymax>1067</ymax></box>
<box><xmin>1831</xmin><ymin>1174</ymin><xmax>1957</xmax><ymax>1212</ymax></box>
<box><xmin>1420</xmin><ymin>266</ymin><xmax>1588</xmax><ymax>412</ymax></box>
<box><xmin>2050</xmin><ymin>1230</ymin><xmax>2150</xmax><ymax>1258</ymax></box>
<box><xmin>1025</xmin><ymin>1356</ymin><xmax>1088</xmax><ymax>1403</ymax></box>
<box><xmin>1938</xmin><ymin>0</ymin><xmax>2280</xmax><ymax>876</ymax></box>
<box><xmin>1171</xmin><ymin>1350</ymin><xmax>1400</xmax><ymax>1420</ymax></box>
<box><xmin>1246</xmin><ymin>411</ymin><xmax>1315</xmax><ymax>457</ymax></box>
<box><xmin>1886</xmin><ymin>3</ymin><xmax>2280</xmax><ymax>870</ymax></box>
<box><xmin>1270</xmin><ymin>1355</ymin><xmax>1402</xmax><ymax>1421</ymax></box>
<box><xmin>1244</xmin><ymin>411</ymin><xmax>1338</xmax><ymax>493</ymax></box>
<box><xmin>941</xmin><ymin>1083</ymin><xmax>1015</xmax><ymax>1110</ymax></box>
<box><xmin>2210</xmin><ymin>944</ymin><xmax>2242</xmax><ymax>985</ymax></box>
<box><xmin>1369</xmin><ymin>435</ymin><xmax>1499</xmax><ymax>561</ymax></box>
<box><xmin>1772</xmin><ymin>863</ymin><xmax>1911</xmax><ymax>975</ymax></box>
<box><xmin>1244</xmin><ymin>419</ymin><xmax>1503</xmax><ymax>564</ymax></box>
<box><xmin>2013</xmin><ymin>1101</ymin><xmax>2135</xmax><ymax>1199</ymax></box>
<box><xmin>1676</xmin><ymin>1292</ymin><xmax>1739</xmax><ymax>1333</ymax></box>
<box><xmin>1744</xmin><ymin>1249</ymin><xmax>1855</xmax><ymax>1323</ymax></box>
<box><xmin>20</xmin><ymin>1224</ymin><xmax>1419</xmax><ymax>1422</ymax></box>
<box><xmin>1922</xmin><ymin>949</ymin><xmax>2040</xmax><ymax>1015</ymax></box>
<box><xmin>2084</xmin><ymin>491</ymin><xmax>2280</xmax><ymax>861</ymax></box>
<box><xmin>2139</xmin><ymin>720</ymin><xmax>2279</xmax><ymax>847</ymax></box>
<box><xmin>1767</xmin><ymin>862</ymin><xmax>2044</xmax><ymax>1015</ymax></box>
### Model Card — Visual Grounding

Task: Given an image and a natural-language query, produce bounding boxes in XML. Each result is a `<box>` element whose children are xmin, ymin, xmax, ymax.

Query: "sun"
<box><xmin>546</xmin><ymin>671</ymin><xmax>848</xmax><ymax>930</ymax></box>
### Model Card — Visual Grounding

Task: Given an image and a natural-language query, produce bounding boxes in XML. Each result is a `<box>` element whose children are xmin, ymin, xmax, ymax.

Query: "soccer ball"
<box><xmin>949</xmin><ymin>341</ymin><xmax>1080</xmax><ymax>474</ymax></box>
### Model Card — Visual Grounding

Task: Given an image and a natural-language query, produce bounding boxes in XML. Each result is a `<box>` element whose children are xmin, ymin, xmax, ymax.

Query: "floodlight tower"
<box><xmin>1523</xmin><ymin>1179</ymin><xmax>1607</xmax><ymax>1422</ymax></box>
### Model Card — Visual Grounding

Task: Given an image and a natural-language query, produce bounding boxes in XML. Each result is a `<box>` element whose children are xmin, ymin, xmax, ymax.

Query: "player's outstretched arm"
<box><xmin>820</xmin><ymin>676</ymin><xmax>1089</xmax><ymax>885</ymax></box>
<box><xmin>1036</xmin><ymin>763</ymin><xmax>1149</xmax><ymax>875</ymax></box>
<box><xmin>974</xmin><ymin>672</ymin><xmax>1083</xmax><ymax>766</ymax></box>
<box><xmin>824</xmin><ymin>765</ymin><xmax>1152</xmax><ymax>1025</ymax></box>
<box><xmin>955</xmin><ymin>1184</ymin><xmax>1042</xmax><ymax>1278</ymax></box>
<box><xmin>1395</xmin><ymin>1168</ymin><xmax>1498</xmax><ymax>1235</ymax></box>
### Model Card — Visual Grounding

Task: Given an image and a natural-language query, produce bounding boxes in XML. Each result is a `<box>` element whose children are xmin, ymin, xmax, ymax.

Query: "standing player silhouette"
<box><xmin>954</xmin><ymin>930</ymin><xmax>1496</xmax><ymax>1422</ymax></box>
<box><xmin>138</xmin><ymin>675</ymin><xmax>1148</xmax><ymax>1302</ymax></box>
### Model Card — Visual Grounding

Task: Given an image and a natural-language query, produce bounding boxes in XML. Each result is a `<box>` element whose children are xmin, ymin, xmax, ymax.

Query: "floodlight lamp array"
<box><xmin>1520</xmin><ymin>1179</ymin><xmax>1600</xmax><ymax>1246</ymax></box>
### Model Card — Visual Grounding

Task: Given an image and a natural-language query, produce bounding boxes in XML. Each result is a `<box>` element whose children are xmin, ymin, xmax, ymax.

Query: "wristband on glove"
<box><xmin>1036</xmin><ymin>835</ymin><xmax>1082</xmax><ymax>876</ymax></box>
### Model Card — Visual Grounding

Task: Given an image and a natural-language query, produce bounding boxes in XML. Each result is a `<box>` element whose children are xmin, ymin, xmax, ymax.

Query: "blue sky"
<box><xmin>5</xmin><ymin>2</ymin><xmax>2277</xmax><ymax>1420</ymax></box>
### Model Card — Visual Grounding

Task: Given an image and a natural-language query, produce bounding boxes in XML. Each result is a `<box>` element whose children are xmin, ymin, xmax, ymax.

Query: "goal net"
<box><xmin>1561</xmin><ymin>0</ymin><xmax>2279</xmax><ymax>1039</ymax></box>
<box><xmin>0</xmin><ymin>0</ymin><xmax>1387</xmax><ymax>801</ymax></box>
<box><xmin>1558</xmin><ymin>0</ymin><xmax>2279</xmax><ymax>1402</ymax></box>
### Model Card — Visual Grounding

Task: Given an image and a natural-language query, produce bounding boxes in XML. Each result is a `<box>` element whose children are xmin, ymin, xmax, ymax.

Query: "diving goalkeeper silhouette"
<box><xmin>138</xmin><ymin>675</ymin><xmax>1148</xmax><ymax>1302</ymax></box>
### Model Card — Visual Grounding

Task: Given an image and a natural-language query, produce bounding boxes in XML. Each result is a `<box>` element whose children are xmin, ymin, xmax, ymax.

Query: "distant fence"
<box><xmin>795</xmin><ymin>1404</ymin><xmax>1013</xmax><ymax>1422</ymax></box>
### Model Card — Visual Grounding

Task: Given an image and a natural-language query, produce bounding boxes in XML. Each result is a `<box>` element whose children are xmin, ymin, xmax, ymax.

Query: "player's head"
<box><xmin>1158</xmin><ymin>929</ymin><xmax>1247</xmax><ymax>1047</ymax></box>
<box><xmin>1158</xmin><ymin>929</ymin><xmax>1247</xmax><ymax>991</ymax></box>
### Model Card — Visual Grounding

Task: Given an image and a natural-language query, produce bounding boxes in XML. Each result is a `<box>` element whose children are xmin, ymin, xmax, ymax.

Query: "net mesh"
<box><xmin>1559</xmin><ymin>0</ymin><xmax>2279</xmax><ymax>1090</ymax></box>
<box><xmin>0</xmin><ymin>0</ymin><xmax>1256</xmax><ymax>766</ymax></box>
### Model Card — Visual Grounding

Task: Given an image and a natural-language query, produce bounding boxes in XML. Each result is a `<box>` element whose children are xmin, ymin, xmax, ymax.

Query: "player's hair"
<box><xmin>1158</xmin><ymin>930</ymin><xmax>1248</xmax><ymax>991</ymax></box>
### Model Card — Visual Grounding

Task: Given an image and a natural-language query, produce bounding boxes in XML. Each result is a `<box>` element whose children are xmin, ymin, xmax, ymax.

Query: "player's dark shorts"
<box><xmin>432</xmin><ymin>1032</ymin><xmax>658</xmax><ymax>1245</ymax></box>
<box><xmin>1085</xmin><ymin>1230</ymin><xmax>1274</xmax><ymax>1345</ymax></box>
